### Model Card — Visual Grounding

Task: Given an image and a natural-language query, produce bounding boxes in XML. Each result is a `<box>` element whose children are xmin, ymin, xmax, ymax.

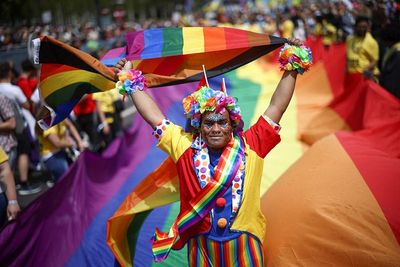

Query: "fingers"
<box><xmin>7</xmin><ymin>206</ymin><xmax>20</xmax><ymax>220</ymax></box>
<box><xmin>123</xmin><ymin>60</ymin><xmax>133</xmax><ymax>71</ymax></box>
<box><xmin>287</xmin><ymin>38</ymin><xmax>303</xmax><ymax>47</ymax></box>
<box><xmin>113</xmin><ymin>58</ymin><xmax>127</xmax><ymax>74</ymax></box>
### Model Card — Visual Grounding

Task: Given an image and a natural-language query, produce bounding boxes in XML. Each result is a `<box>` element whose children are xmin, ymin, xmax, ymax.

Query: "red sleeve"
<box><xmin>243</xmin><ymin>116</ymin><xmax>281</xmax><ymax>158</ymax></box>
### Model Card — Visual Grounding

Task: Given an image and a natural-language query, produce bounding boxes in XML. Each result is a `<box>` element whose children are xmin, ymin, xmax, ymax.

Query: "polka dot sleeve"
<box><xmin>152</xmin><ymin>119</ymin><xmax>172</xmax><ymax>140</ymax></box>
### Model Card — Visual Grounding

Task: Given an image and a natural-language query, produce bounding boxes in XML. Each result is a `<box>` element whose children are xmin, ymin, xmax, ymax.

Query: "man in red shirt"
<box><xmin>16</xmin><ymin>59</ymin><xmax>38</xmax><ymax>113</ymax></box>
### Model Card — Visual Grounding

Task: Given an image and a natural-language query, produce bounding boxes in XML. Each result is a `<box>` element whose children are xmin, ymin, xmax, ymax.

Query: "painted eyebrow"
<box><xmin>203</xmin><ymin>118</ymin><xmax>228</xmax><ymax>123</ymax></box>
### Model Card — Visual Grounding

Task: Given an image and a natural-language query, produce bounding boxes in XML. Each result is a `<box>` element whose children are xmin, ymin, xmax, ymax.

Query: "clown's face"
<box><xmin>200</xmin><ymin>110</ymin><xmax>233</xmax><ymax>152</ymax></box>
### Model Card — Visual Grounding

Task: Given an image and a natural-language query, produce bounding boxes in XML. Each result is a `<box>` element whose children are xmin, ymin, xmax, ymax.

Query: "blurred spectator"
<box><xmin>346</xmin><ymin>16</ymin><xmax>380</xmax><ymax>80</ymax></box>
<box><xmin>37</xmin><ymin>118</ymin><xmax>85</xmax><ymax>183</ymax></box>
<box><xmin>280</xmin><ymin>13</ymin><xmax>294</xmax><ymax>39</ymax></box>
<box><xmin>379</xmin><ymin>23</ymin><xmax>400</xmax><ymax>99</ymax></box>
<box><xmin>315</xmin><ymin>13</ymin><xmax>338</xmax><ymax>49</ymax></box>
<box><xmin>0</xmin><ymin>146</ymin><xmax>20</xmax><ymax>226</ymax></box>
<box><xmin>92</xmin><ymin>91</ymin><xmax>122</xmax><ymax>151</ymax></box>
<box><xmin>263</xmin><ymin>15</ymin><xmax>278</xmax><ymax>36</ymax></box>
<box><xmin>0</xmin><ymin>61</ymin><xmax>41</xmax><ymax>195</ymax></box>
<box><xmin>72</xmin><ymin>94</ymin><xmax>103</xmax><ymax>151</ymax></box>
<box><xmin>0</xmin><ymin>95</ymin><xmax>17</xmax><ymax>168</ymax></box>
<box><xmin>337</xmin><ymin>2</ymin><xmax>355</xmax><ymax>41</ymax></box>
<box><xmin>16</xmin><ymin>59</ymin><xmax>38</xmax><ymax>113</ymax></box>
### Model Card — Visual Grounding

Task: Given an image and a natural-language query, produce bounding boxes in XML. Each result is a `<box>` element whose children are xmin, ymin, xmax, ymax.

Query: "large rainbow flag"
<box><xmin>35</xmin><ymin>27</ymin><xmax>285</xmax><ymax>128</ymax></box>
<box><xmin>1</xmin><ymin>37</ymin><xmax>399</xmax><ymax>267</ymax></box>
<box><xmin>261</xmin><ymin>40</ymin><xmax>400</xmax><ymax>266</ymax></box>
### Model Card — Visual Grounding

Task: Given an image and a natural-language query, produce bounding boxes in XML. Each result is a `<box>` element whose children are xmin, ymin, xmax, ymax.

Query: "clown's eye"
<box><xmin>220</xmin><ymin>123</ymin><xmax>229</xmax><ymax>129</ymax></box>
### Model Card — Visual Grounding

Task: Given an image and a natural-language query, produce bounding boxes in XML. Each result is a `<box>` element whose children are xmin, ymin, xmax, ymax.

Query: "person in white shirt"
<box><xmin>0</xmin><ymin>62</ymin><xmax>41</xmax><ymax>195</ymax></box>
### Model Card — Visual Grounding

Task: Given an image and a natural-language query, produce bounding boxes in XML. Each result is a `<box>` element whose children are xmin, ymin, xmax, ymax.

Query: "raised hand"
<box><xmin>286</xmin><ymin>38</ymin><xmax>303</xmax><ymax>47</ymax></box>
<box><xmin>113</xmin><ymin>58</ymin><xmax>127</xmax><ymax>78</ymax></box>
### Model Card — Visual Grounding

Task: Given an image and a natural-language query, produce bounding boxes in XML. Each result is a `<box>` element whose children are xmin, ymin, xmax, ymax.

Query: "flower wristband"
<box><xmin>278</xmin><ymin>44</ymin><xmax>313</xmax><ymax>74</ymax></box>
<box><xmin>115</xmin><ymin>69</ymin><xmax>147</xmax><ymax>99</ymax></box>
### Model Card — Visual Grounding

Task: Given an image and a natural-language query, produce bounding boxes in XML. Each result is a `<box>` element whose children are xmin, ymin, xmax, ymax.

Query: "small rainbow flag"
<box><xmin>33</xmin><ymin>36</ymin><xmax>117</xmax><ymax>128</ymax></box>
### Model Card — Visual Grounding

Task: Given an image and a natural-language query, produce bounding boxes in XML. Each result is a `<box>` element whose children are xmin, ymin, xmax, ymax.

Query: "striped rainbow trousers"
<box><xmin>187</xmin><ymin>233</ymin><xmax>264</xmax><ymax>267</ymax></box>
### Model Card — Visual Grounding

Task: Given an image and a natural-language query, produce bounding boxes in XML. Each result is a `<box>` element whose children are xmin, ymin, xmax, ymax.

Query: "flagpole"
<box><xmin>222</xmin><ymin>77</ymin><xmax>227</xmax><ymax>96</ymax></box>
<box><xmin>202</xmin><ymin>64</ymin><xmax>209</xmax><ymax>87</ymax></box>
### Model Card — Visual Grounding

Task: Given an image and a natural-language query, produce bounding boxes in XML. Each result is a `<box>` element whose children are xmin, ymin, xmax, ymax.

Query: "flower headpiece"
<box><xmin>182</xmin><ymin>86</ymin><xmax>242</xmax><ymax>130</ymax></box>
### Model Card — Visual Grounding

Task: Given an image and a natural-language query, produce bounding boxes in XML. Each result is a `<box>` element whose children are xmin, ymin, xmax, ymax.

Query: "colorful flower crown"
<box><xmin>182</xmin><ymin>86</ymin><xmax>242</xmax><ymax>129</ymax></box>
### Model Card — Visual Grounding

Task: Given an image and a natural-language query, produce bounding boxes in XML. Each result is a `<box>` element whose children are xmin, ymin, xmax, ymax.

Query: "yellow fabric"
<box><xmin>157</xmin><ymin>124</ymin><xmax>192</xmax><ymax>162</ymax></box>
<box><xmin>39</xmin><ymin>121</ymin><xmax>67</xmax><ymax>156</ymax></box>
<box><xmin>157</xmin><ymin>122</ymin><xmax>267</xmax><ymax>242</ymax></box>
<box><xmin>0</xmin><ymin>147</ymin><xmax>8</xmax><ymax>164</ymax></box>
<box><xmin>182</xmin><ymin>27</ymin><xmax>205</xmax><ymax>55</ymax></box>
<box><xmin>346</xmin><ymin>32</ymin><xmax>379</xmax><ymax>75</ymax></box>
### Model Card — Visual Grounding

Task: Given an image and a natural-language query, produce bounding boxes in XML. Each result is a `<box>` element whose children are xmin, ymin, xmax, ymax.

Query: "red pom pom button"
<box><xmin>217</xmin><ymin>218</ymin><xmax>228</xmax><ymax>228</ymax></box>
<box><xmin>216</xmin><ymin>198</ymin><xmax>226</xmax><ymax>208</ymax></box>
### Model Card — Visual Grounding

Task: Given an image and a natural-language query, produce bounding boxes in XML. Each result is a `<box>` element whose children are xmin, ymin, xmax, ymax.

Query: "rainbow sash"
<box><xmin>152</xmin><ymin>135</ymin><xmax>245</xmax><ymax>261</ymax></box>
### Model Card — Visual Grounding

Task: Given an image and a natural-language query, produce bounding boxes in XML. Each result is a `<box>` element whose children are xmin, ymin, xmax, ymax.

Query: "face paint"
<box><xmin>203</xmin><ymin>113</ymin><xmax>229</xmax><ymax>129</ymax></box>
<box><xmin>200</xmin><ymin>110</ymin><xmax>233</xmax><ymax>152</ymax></box>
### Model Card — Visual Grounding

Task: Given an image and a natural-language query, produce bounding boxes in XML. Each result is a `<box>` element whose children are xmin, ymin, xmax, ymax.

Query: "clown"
<box><xmin>114</xmin><ymin>38</ymin><xmax>310</xmax><ymax>266</ymax></box>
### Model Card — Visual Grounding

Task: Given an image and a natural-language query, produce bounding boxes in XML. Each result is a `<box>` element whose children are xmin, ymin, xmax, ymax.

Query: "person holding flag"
<box><xmin>113</xmin><ymin>37</ymin><xmax>312</xmax><ymax>265</ymax></box>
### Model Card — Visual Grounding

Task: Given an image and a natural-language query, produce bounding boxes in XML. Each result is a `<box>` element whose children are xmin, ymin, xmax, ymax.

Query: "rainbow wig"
<box><xmin>182</xmin><ymin>86</ymin><xmax>242</xmax><ymax>130</ymax></box>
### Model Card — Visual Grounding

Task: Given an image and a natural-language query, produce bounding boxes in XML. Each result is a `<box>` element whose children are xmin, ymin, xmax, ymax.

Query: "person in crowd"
<box><xmin>16</xmin><ymin>59</ymin><xmax>38</xmax><ymax>113</ymax></box>
<box><xmin>346</xmin><ymin>16</ymin><xmax>380</xmax><ymax>80</ymax></box>
<box><xmin>315</xmin><ymin>13</ymin><xmax>338</xmax><ymax>49</ymax></box>
<box><xmin>92</xmin><ymin>91</ymin><xmax>122</xmax><ymax>151</ymax></box>
<box><xmin>0</xmin><ymin>146</ymin><xmax>20</xmax><ymax>226</ymax></box>
<box><xmin>379</xmin><ymin>23</ymin><xmax>400</xmax><ymax>99</ymax></box>
<box><xmin>37</xmin><ymin>118</ymin><xmax>85</xmax><ymax>183</ymax></box>
<box><xmin>0</xmin><ymin>61</ymin><xmax>41</xmax><ymax>195</ymax></box>
<box><xmin>280</xmin><ymin>13</ymin><xmax>294</xmax><ymax>39</ymax></box>
<box><xmin>0</xmin><ymin>95</ymin><xmax>17</xmax><ymax>169</ymax></box>
<box><xmin>72</xmin><ymin>94</ymin><xmax>103</xmax><ymax>151</ymax></box>
<box><xmin>113</xmin><ymin>38</ymin><xmax>309</xmax><ymax>265</ymax></box>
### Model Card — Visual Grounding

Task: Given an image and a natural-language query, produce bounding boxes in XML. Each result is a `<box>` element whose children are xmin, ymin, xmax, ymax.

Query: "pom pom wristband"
<box><xmin>115</xmin><ymin>69</ymin><xmax>147</xmax><ymax>100</ymax></box>
<box><xmin>278</xmin><ymin>44</ymin><xmax>313</xmax><ymax>74</ymax></box>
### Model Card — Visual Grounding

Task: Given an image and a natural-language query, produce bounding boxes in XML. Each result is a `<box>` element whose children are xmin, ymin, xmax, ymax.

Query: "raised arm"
<box><xmin>114</xmin><ymin>59</ymin><xmax>165</xmax><ymax>128</ymax></box>
<box><xmin>264</xmin><ymin>70</ymin><xmax>297</xmax><ymax>123</ymax></box>
<box><xmin>264</xmin><ymin>38</ymin><xmax>304</xmax><ymax>123</ymax></box>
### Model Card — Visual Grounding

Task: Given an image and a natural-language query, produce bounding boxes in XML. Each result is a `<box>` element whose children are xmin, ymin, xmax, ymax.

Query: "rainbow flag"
<box><xmin>1</xmin><ymin>37</ymin><xmax>399</xmax><ymax>267</ymax></box>
<box><xmin>36</xmin><ymin>27</ymin><xmax>285</xmax><ymax>127</ymax></box>
<box><xmin>102</xmin><ymin>27</ymin><xmax>286</xmax><ymax>86</ymax></box>
<box><xmin>261</xmin><ymin>40</ymin><xmax>400</xmax><ymax>266</ymax></box>
<box><xmin>33</xmin><ymin>36</ymin><xmax>116</xmax><ymax>128</ymax></box>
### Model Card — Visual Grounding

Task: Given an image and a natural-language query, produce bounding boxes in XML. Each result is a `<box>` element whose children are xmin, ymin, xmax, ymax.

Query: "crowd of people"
<box><xmin>0</xmin><ymin>0</ymin><xmax>399</xmax><ymax>226</ymax></box>
<box><xmin>0</xmin><ymin>58</ymin><xmax>125</xmax><ymax>226</ymax></box>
